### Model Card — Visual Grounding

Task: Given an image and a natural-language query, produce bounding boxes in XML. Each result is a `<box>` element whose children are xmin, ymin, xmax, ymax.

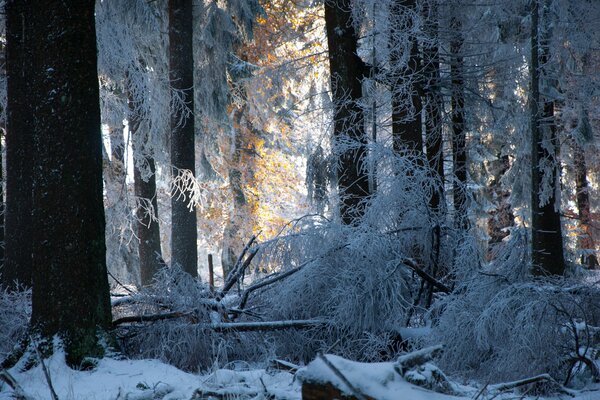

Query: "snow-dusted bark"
<box><xmin>529</xmin><ymin>0</ymin><xmax>565</xmax><ymax>276</ymax></box>
<box><xmin>27</xmin><ymin>0</ymin><xmax>112</xmax><ymax>366</ymax></box>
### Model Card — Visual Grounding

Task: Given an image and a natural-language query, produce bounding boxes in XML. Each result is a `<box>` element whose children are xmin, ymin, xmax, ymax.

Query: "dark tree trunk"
<box><xmin>573</xmin><ymin>140</ymin><xmax>597</xmax><ymax>269</ymax></box>
<box><xmin>128</xmin><ymin>88</ymin><xmax>164</xmax><ymax>286</ymax></box>
<box><xmin>529</xmin><ymin>0</ymin><xmax>565</xmax><ymax>276</ymax></box>
<box><xmin>324</xmin><ymin>0</ymin><xmax>371</xmax><ymax>225</ymax></box>
<box><xmin>423</xmin><ymin>0</ymin><xmax>444</xmax><ymax>212</ymax></box>
<box><xmin>390</xmin><ymin>0</ymin><xmax>423</xmax><ymax>154</ymax></box>
<box><xmin>28</xmin><ymin>0</ymin><xmax>112</xmax><ymax>366</ymax></box>
<box><xmin>169</xmin><ymin>0</ymin><xmax>197</xmax><ymax>276</ymax></box>
<box><xmin>3</xmin><ymin>2</ymin><xmax>33</xmax><ymax>289</ymax></box>
<box><xmin>450</xmin><ymin>16</ymin><xmax>468</xmax><ymax>230</ymax></box>
<box><xmin>422</xmin><ymin>0</ymin><xmax>444</xmax><ymax>309</ymax></box>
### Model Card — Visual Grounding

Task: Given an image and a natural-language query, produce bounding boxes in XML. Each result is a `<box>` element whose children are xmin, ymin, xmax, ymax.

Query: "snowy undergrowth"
<box><xmin>0</xmin><ymin>286</ymin><xmax>31</xmax><ymax>360</ymax></box>
<box><xmin>433</xmin><ymin>228</ymin><xmax>600</xmax><ymax>386</ymax></box>
<box><xmin>246</xmin><ymin>150</ymin><xmax>454</xmax><ymax>362</ymax></box>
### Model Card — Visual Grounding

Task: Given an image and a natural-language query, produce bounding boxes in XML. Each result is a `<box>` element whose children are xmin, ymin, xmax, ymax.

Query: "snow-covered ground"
<box><xmin>1</xmin><ymin>352</ymin><xmax>599</xmax><ymax>400</ymax></box>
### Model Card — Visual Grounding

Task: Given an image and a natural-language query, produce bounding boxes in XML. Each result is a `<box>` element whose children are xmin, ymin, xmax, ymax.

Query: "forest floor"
<box><xmin>1</xmin><ymin>350</ymin><xmax>599</xmax><ymax>400</ymax></box>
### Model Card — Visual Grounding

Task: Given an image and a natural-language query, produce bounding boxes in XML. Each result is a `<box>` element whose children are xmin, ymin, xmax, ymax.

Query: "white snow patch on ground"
<box><xmin>1</xmin><ymin>352</ymin><xmax>599</xmax><ymax>400</ymax></box>
<box><xmin>0</xmin><ymin>351</ymin><xmax>299</xmax><ymax>400</ymax></box>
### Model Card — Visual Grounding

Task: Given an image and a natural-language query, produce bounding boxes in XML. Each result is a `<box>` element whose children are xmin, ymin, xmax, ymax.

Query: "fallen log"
<box><xmin>488</xmin><ymin>373</ymin><xmax>575</xmax><ymax>396</ymax></box>
<box><xmin>394</xmin><ymin>344</ymin><xmax>444</xmax><ymax>375</ymax></box>
<box><xmin>113</xmin><ymin>314</ymin><xmax>324</xmax><ymax>332</ymax></box>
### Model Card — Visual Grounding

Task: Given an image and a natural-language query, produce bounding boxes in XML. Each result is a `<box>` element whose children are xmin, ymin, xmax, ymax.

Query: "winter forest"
<box><xmin>1</xmin><ymin>0</ymin><xmax>600</xmax><ymax>399</ymax></box>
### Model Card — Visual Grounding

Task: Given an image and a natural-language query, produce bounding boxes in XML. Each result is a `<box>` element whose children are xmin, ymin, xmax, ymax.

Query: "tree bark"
<box><xmin>128</xmin><ymin>85</ymin><xmax>164</xmax><ymax>286</ymax></box>
<box><xmin>423</xmin><ymin>1</ymin><xmax>444</xmax><ymax>212</ymax></box>
<box><xmin>28</xmin><ymin>0</ymin><xmax>112</xmax><ymax>366</ymax></box>
<box><xmin>450</xmin><ymin>15</ymin><xmax>468</xmax><ymax>230</ymax></box>
<box><xmin>324</xmin><ymin>0</ymin><xmax>371</xmax><ymax>225</ymax></box>
<box><xmin>3</xmin><ymin>1</ymin><xmax>33</xmax><ymax>289</ymax></box>
<box><xmin>390</xmin><ymin>0</ymin><xmax>423</xmax><ymax>155</ymax></box>
<box><xmin>529</xmin><ymin>0</ymin><xmax>565</xmax><ymax>276</ymax></box>
<box><xmin>169</xmin><ymin>0</ymin><xmax>197</xmax><ymax>277</ymax></box>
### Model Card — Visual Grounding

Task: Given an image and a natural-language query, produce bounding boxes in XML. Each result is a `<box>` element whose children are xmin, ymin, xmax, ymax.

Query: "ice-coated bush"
<box><xmin>0</xmin><ymin>286</ymin><xmax>31</xmax><ymax>360</ymax></box>
<box><xmin>432</xmin><ymin>228</ymin><xmax>600</xmax><ymax>384</ymax></box>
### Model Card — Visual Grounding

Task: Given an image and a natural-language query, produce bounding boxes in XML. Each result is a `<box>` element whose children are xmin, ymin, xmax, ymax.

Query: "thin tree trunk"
<box><xmin>29</xmin><ymin>0</ymin><xmax>112</xmax><ymax>366</ymax></box>
<box><xmin>529</xmin><ymin>0</ymin><xmax>565</xmax><ymax>276</ymax></box>
<box><xmin>422</xmin><ymin>0</ymin><xmax>444</xmax><ymax>309</ymax></box>
<box><xmin>169</xmin><ymin>0</ymin><xmax>197</xmax><ymax>276</ymax></box>
<box><xmin>390</xmin><ymin>0</ymin><xmax>423</xmax><ymax>154</ymax></box>
<box><xmin>128</xmin><ymin>86</ymin><xmax>163</xmax><ymax>286</ymax></box>
<box><xmin>3</xmin><ymin>1</ymin><xmax>33</xmax><ymax>289</ymax></box>
<box><xmin>450</xmin><ymin>15</ymin><xmax>468</xmax><ymax>230</ymax></box>
<box><xmin>423</xmin><ymin>1</ymin><xmax>444</xmax><ymax>212</ymax></box>
<box><xmin>324</xmin><ymin>0</ymin><xmax>371</xmax><ymax>225</ymax></box>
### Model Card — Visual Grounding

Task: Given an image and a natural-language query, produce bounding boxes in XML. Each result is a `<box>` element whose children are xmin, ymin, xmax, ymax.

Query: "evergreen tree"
<box><xmin>529</xmin><ymin>0</ymin><xmax>565</xmax><ymax>275</ymax></box>
<box><xmin>27</xmin><ymin>0</ymin><xmax>112</xmax><ymax>366</ymax></box>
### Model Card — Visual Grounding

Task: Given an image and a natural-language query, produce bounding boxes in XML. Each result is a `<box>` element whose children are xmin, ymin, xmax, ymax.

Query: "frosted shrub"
<box><xmin>433</xmin><ymin>228</ymin><xmax>600</xmax><ymax>384</ymax></box>
<box><xmin>0</xmin><ymin>286</ymin><xmax>31</xmax><ymax>360</ymax></box>
<box><xmin>247</xmin><ymin>148</ymin><xmax>453</xmax><ymax>361</ymax></box>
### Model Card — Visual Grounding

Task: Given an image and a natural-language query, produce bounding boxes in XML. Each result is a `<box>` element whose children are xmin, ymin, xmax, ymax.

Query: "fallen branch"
<box><xmin>113</xmin><ymin>313</ymin><xmax>324</xmax><ymax>332</ymax></box>
<box><xmin>112</xmin><ymin>311</ymin><xmax>194</xmax><ymax>326</ymax></box>
<box><xmin>218</xmin><ymin>236</ymin><xmax>259</xmax><ymax>300</ymax></box>
<box><xmin>0</xmin><ymin>368</ymin><xmax>33</xmax><ymax>400</ymax></box>
<box><xmin>269</xmin><ymin>359</ymin><xmax>300</xmax><ymax>373</ymax></box>
<box><xmin>488</xmin><ymin>373</ymin><xmax>575</xmax><ymax>396</ymax></box>
<box><xmin>402</xmin><ymin>259</ymin><xmax>451</xmax><ymax>294</ymax></box>
<box><xmin>394</xmin><ymin>344</ymin><xmax>443</xmax><ymax>375</ymax></box>
<box><xmin>32</xmin><ymin>338</ymin><xmax>59</xmax><ymax>400</ymax></box>
<box><xmin>239</xmin><ymin>262</ymin><xmax>307</xmax><ymax>310</ymax></box>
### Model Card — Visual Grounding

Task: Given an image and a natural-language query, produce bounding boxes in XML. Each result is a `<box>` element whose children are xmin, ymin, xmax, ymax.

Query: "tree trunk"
<box><xmin>169</xmin><ymin>0</ymin><xmax>197</xmax><ymax>277</ymax></box>
<box><xmin>324</xmin><ymin>0</ymin><xmax>371</xmax><ymax>225</ymax></box>
<box><xmin>573</xmin><ymin>140</ymin><xmax>597</xmax><ymax>269</ymax></box>
<box><xmin>28</xmin><ymin>0</ymin><xmax>112</xmax><ymax>366</ymax></box>
<box><xmin>3</xmin><ymin>1</ymin><xmax>33</xmax><ymax>289</ymax></box>
<box><xmin>128</xmin><ymin>86</ymin><xmax>164</xmax><ymax>286</ymax></box>
<box><xmin>423</xmin><ymin>1</ymin><xmax>444</xmax><ymax>212</ymax></box>
<box><xmin>529</xmin><ymin>0</ymin><xmax>565</xmax><ymax>276</ymax></box>
<box><xmin>222</xmin><ymin>107</ymin><xmax>250</xmax><ymax>279</ymax></box>
<box><xmin>390</xmin><ymin>0</ymin><xmax>423</xmax><ymax>154</ymax></box>
<box><xmin>450</xmin><ymin>15</ymin><xmax>468</xmax><ymax>230</ymax></box>
<box><xmin>104</xmin><ymin>124</ymin><xmax>140</xmax><ymax>287</ymax></box>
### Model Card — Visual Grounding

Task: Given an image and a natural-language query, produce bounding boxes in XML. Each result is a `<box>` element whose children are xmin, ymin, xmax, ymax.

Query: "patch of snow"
<box><xmin>297</xmin><ymin>354</ymin><xmax>460</xmax><ymax>400</ymax></box>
